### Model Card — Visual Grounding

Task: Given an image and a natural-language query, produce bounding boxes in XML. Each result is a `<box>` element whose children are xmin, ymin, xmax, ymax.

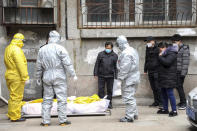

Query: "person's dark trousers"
<box><xmin>161</xmin><ymin>88</ymin><xmax>177</xmax><ymax>111</ymax></box>
<box><xmin>148</xmin><ymin>72</ymin><xmax>162</xmax><ymax>105</ymax></box>
<box><xmin>176</xmin><ymin>73</ymin><xmax>186</xmax><ymax>104</ymax></box>
<box><xmin>98</xmin><ymin>77</ymin><xmax>114</xmax><ymax>106</ymax></box>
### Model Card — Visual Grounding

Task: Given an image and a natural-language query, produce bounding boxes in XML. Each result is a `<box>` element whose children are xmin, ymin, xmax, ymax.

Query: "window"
<box><xmin>143</xmin><ymin>0</ymin><xmax>165</xmax><ymax>21</ymax></box>
<box><xmin>2</xmin><ymin>0</ymin><xmax>58</xmax><ymax>26</ymax></box>
<box><xmin>87</xmin><ymin>0</ymin><xmax>109</xmax><ymax>22</ymax></box>
<box><xmin>83</xmin><ymin>0</ymin><xmax>135</xmax><ymax>26</ymax></box>
<box><xmin>79</xmin><ymin>0</ymin><xmax>196</xmax><ymax>28</ymax></box>
<box><xmin>169</xmin><ymin>0</ymin><xmax>193</xmax><ymax>21</ymax></box>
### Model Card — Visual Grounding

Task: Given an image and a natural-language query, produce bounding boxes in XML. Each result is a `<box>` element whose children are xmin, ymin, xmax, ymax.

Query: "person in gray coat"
<box><xmin>171</xmin><ymin>34</ymin><xmax>190</xmax><ymax>110</ymax></box>
<box><xmin>36</xmin><ymin>30</ymin><xmax>77</xmax><ymax>126</ymax></box>
<box><xmin>116</xmin><ymin>35</ymin><xmax>140</xmax><ymax>122</ymax></box>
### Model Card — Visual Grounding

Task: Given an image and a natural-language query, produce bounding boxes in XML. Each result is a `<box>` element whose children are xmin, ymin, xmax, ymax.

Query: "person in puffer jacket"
<box><xmin>157</xmin><ymin>42</ymin><xmax>178</xmax><ymax>117</ymax></box>
<box><xmin>171</xmin><ymin>34</ymin><xmax>190</xmax><ymax>110</ymax></box>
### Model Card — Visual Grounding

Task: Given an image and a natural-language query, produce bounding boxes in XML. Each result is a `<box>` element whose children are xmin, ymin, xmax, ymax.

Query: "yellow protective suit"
<box><xmin>4</xmin><ymin>33</ymin><xmax>29</xmax><ymax>120</ymax></box>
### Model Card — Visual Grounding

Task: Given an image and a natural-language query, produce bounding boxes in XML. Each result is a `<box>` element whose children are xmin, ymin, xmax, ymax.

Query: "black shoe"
<box><xmin>169</xmin><ymin>111</ymin><xmax>178</xmax><ymax>117</ymax></box>
<box><xmin>40</xmin><ymin>123</ymin><xmax>50</xmax><ymax>127</ymax></box>
<box><xmin>59</xmin><ymin>121</ymin><xmax>71</xmax><ymax>126</ymax></box>
<box><xmin>177</xmin><ymin>103</ymin><xmax>182</xmax><ymax>107</ymax></box>
<box><xmin>157</xmin><ymin>109</ymin><xmax>169</xmax><ymax>114</ymax></box>
<box><xmin>149</xmin><ymin>103</ymin><xmax>159</xmax><ymax>107</ymax></box>
<box><xmin>108</xmin><ymin>104</ymin><xmax>113</xmax><ymax>109</ymax></box>
<box><xmin>11</xmin><ymin>117</ymin><xmax>26</xmax><ymax>122</ymax></box>
<box><xmin>120</xmin><ymin>117</ymin><xmax>134</xmax><ymax>122</ymax></box>
<box><xmin>178</xmin><ymin>103</ymin><xmax>186</xmax><ymax>110</ymax></box>
<box><xmin>134</xmin><ymin>115</ymin><xmax>138</xmax><ymax>120</ymax></box>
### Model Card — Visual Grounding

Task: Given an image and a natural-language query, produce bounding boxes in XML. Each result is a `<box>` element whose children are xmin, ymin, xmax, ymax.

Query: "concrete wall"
<box><xmin>0</xmin><ymin>0</ymin><xmax>197</xmax><ymax>103</ymax></box>
<box><xmin>65</xmin><ymin>0</ymin><xmax>197</xmax><ymax>99</ymax></box>
<box><xmin>0</xmin><ymin>25</ymin><xmax>8</xmax><ymax>106</ymax></box>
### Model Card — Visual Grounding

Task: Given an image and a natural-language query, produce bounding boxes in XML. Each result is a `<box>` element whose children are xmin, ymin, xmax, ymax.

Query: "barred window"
<box><xmin>85</xmin><ymin>0</ymin><xmax>135</xmax><ymax>23</ymax></box>
<box><xmin>79</xmin><ymin>0</ymin><xmax>196</xmax><ymax>28</ymax></box>
<box><xmin>2</xmin><ymin>0</ymin><xmax>58</xmax><ymax>26</ymax></box>
<box><xmin>169</xmin><ymin>0</ymin><xmax>192</xmax><ymax>21</ymax></box>
<box><xmin>143</xmin><ymin>0</ymin><xmax>165</xmax><ymax>21</ymax></box>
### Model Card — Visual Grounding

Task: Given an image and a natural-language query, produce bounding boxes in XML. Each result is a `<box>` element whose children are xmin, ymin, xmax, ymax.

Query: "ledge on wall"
<box><xmin>80</xmin><ymin>28</ymin><xmax>197</xmax><ymax>38</ymax></box>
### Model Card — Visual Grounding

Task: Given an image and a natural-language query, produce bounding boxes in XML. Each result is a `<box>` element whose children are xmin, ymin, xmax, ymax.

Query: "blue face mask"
<box><xmin>105</xmin><ymin>49</ymin><xmax>112</xmax><ymax>53</ymax></box>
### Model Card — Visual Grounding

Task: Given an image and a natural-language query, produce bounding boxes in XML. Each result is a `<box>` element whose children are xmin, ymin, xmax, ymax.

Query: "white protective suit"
<box><xmin>116</xmin><ymin>35</ymin><xmax>140</xmax><ymax>120</ymax></box>
<box><xmin>36</xmin><ymin>31</ymin><xmax>76</xmax><ymax>124</ymax></box>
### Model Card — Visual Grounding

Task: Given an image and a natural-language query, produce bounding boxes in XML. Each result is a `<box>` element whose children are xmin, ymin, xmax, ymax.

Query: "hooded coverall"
<box><xmin>116</xmin><ymin>35</ymin><xmax>140</xmax><ymax>120</ymax></box>
<box><xmin>36</xmin><ymin>31</ymin><xmax>76</xmax><ymax>124</ymax></box>
<box><xmin>4</xmin><ymin>33</ymin><xmax>29</xmax><ymax>120</ymax></box>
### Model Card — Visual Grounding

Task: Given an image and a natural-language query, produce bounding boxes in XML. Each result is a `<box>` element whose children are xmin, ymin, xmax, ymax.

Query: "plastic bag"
<box><xmin>22</xmin><ymin>95</ymin><xmax>109</xmax><ymax>115</ymax></box>
<box><xmin>113</xmin><ymin>79</ymin><xmax>122</xmax><ymax>96</ymax></box>
<box><xmin>72</xmin><ymin>99</ymin><xmax>110</xmax><ymax>114</ymax></box>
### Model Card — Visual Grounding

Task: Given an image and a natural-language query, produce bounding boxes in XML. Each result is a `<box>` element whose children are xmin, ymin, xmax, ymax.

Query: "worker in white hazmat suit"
<box><xmin>116</xmin><ymin>35</ymin><xmax>140</xmax><ymax>122</ymax></box>
<box><xmin>36</xmin><ymin>30</ymin><xmax>77</xmax><ymax>126</ymax></box>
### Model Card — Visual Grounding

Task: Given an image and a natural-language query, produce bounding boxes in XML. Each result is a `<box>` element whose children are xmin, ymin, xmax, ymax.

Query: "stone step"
<box><xmin>112</xmin><ymin>96</ymin><xmax>154</xmax><ymax>107</ymax></box>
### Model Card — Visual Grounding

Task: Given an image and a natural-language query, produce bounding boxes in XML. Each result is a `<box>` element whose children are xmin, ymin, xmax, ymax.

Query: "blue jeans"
<box><xmin>161</xmin><ymin>88</ymin><xmax>177</xmax><ymax>111</ymax></box>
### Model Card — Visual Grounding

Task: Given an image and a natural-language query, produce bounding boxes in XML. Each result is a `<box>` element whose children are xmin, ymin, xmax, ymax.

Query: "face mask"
<box><xmin>173</xmin><ymin>43</ymin><xmax>179</xmax><ymax>51</ymax></box>
<box><xmin>173</xmin><ymin>43</ymin><xmax>178</xmax><ymax>46</ymax></box>
<box><xmin>147</xmin><ymin>43</ymin><xmax>152</xmax><ymax>48</ymax></box>
<box><xmin>105</xmin><ymin>49</ymin><xmax>112</xmax><ymax>53</ymax></box>
<box><xmin>161</xmin><ymin>49</ymin><xmax>165</xmax><ymax>55</ymax></box>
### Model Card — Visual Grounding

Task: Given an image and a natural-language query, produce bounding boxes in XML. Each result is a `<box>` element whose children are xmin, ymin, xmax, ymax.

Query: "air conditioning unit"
<box><xmin>40</xmin><ymin>0</ymin><xmax>54</xmax><ymax>8</ymax></box>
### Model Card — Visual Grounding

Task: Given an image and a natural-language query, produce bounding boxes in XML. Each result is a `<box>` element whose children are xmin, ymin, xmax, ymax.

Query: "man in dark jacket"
<box><xmin>171</xmin><ymin>34</ymin><xmax>190</xmax><ymax>110</ymax></box>
<box><xmin>94</xmin><ymin>41</ymin><xmax>118</xmax><ymax>109</ymax></box>
<box><xmin>144</xmin><ymin>36</ymin><xmax>162</xmax><ymax>107</ymax></box>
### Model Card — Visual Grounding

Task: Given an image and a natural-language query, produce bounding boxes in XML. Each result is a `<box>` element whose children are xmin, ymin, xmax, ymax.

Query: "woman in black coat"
<box><xmin>157</xmin><ymin>42</ymin><xmax>178</xmax><ymax>117</ymax></box>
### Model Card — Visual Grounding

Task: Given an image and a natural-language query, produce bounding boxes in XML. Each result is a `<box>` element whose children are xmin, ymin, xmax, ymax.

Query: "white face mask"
<box><xmin>173</xmin><ymin>43</ymin><xmax>177</xmax><ymax>46</ymax></box>
<box><xmin>147</xmin><ymin>43</ymin><xmax>152</xmax><ymax>48</ymax></box>
<box><xmin>173</xmin><ymin>43</ymin><xmax>179</xmax><ymax>51</ymax></box>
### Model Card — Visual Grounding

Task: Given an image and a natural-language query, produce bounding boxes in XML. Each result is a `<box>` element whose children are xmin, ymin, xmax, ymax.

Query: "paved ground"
<box><xmin>0</xmin><ymin>105</ymin><xmax>196</xmax><ymax>131</ymax></box>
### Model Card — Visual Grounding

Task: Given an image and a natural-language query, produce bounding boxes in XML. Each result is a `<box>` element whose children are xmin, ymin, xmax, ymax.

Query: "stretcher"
<box><xmin>22</xmin><ymin>94</ymin><xmax>111</xmax><ymax>118</ymax></box>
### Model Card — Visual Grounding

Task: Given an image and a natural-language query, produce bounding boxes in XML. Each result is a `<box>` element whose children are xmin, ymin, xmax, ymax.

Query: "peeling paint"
<box><xmin>177</xmin><ymin>28</ymin><xmax>196</xmax><ymax>36</ymax></box>
<box><xmin>84</xmin><ymin>47</ymin><xmax>105</xmax><ymax>65</ymax></box>
<box><xmin>84</xmin><ymin>47</ymin><xmax>119</xmax><ymax>65</ymax></box>
<box><xmin>18</xmin><ymin>30</ymin><xmax>38</xmax><ymax>41</ymax></box>
<box><xmin>193</xmin><ymin>47</ymin><xmax>197</xmax><ymax>61</ymax></box>
<box><xmin>23</xmin><ymin>48</ymin><xmax>37</xmax><ymax>55</ymax></box>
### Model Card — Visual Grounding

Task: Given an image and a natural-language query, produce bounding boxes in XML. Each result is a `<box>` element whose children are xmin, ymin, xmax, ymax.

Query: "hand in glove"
<box><xmin>25</xmin><ymin>79</ymin><xmax>30</xmax><ymax>85</ymax></box>
<box><xmin>37</xmin><ymin>79</ymin><xmax>42</xmax><ymax>86</ymax></box>
<box><xmin>73</xmin><ymin>76</ymin><xmax>78</xmax><ymax>81</ymax></box>
<box><xmin>116</xmin><ymin>80</ymin><xmax>122</xmax><ymax>88</ymax></box>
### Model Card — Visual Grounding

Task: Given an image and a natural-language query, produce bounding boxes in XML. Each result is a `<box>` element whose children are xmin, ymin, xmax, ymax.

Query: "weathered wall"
<box><xmin>65</xmin><ymin>0</ymin><xmax>197</xmax><ymax>99</ymax></box>
<box><xmin>66</xmin><ymin>38</ymin><xmax>197</xmax><ymax>98</ymax></box>
<box><xmin>0</xmin><ymin>25</ymin><xmax>8</xmax><ymax>106</ymax></box>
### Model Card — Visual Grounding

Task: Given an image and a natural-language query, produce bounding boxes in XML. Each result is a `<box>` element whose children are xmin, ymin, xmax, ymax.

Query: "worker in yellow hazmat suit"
<box><xmin>4</xmin><ymin>33</ymin><xmax>30</xmax><ymax>122</ymax></box>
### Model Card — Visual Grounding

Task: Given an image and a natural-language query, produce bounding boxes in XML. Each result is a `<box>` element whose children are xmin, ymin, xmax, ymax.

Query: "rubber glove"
<box><xmin>73</xmin><ymin>76</ymin><xmax>78</xmax><ymax>81</ymax></box>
